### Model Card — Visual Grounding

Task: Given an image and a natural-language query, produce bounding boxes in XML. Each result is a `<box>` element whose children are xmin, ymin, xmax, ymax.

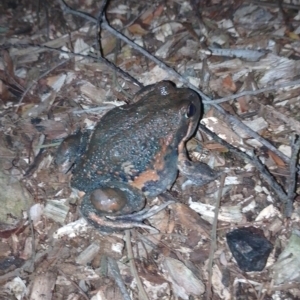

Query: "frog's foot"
<box><xmin>108</xmin><ymin>200</ymin><xmax>175</xmax><ymax>221</ymax></box>
<box><xmin>87</xmin><ymin>200</ymin><xmax>175</xmax><ymax>233</ymax></box>
<box><xmin>178</xmin><ymin>152</ymin><xmax>221</xmax><ymax>186</ymax></box>
<box><xmin>87</xmin><ymin>212</ymin><xmax>159</xmax><ymax>233</ymax></box>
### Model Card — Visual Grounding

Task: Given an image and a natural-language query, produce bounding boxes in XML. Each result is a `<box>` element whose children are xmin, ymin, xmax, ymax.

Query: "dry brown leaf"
<box><xmin>222</xmin><ymin>75</ymin><xmax>237</xmax><ymax>92</ymax></box>
<box><xmin>148</xmin><ymin>207</ymin><xmax>171</xmax><ymax>233</ymax></box>
<box><xmin>153</xmin><ymin>4</ymin><xmax>164</xmax><ymax>18</ymax></box>
<box><xmin>201</xmin><ymin>117</ymin><xmax>244</xmax><ymax>148</ymax></box>
<box><xmin>268</xmin><ymin>150</ymin><xmax>286</xmax><ymax>167</ymax></box>
<box><xmin>141</xmin><ymin>5</ymin><xmax>164</xmax><ymax>25</ymax></box>
<box><xmin>204</xmin><ymin>107</ymin><xmax>215</xmax><ymax>118</ymax></box>
<box><xmin>0</xmin><ymin>80</ymin><xmax>11</xmax><ymax>103</ymax></box>
<box><xmin>162</xmin><ymin>257</ymin><xmax>205</xmax><ymax>297</ymax></box>
<box><xmin>128</xmin><ymin>23</ymin><xmax>149</xmax><ymax>36</ymax></box>
<box><xmin>172</xmin><ymin>203</ymin><xmax>210</xmax><ymax>238</ymax></box>
<box><xmin>0</xmin><ymin>51</ymin><xmax>26</xmax><ymax>101</ymax></box>
<box><xmin>182</xmin><ymin>22</ymin><xmax>200</xmax><ymax>42</ymax></box>
<box><xmin>287</xmin><ymin>31</ymin><xmax>300</xmax><ymax>40</ymax></box>
<box><xmin>237</xmin><ymin>95</ymin><xmax>250</xmax><ymax>113</ymax></box>
<box><xmin>140</xmin><ymin>7</ymin><xmax>156</xmax><ymax>24</ymax></box>
<box><xmin>203</xmin><ymin>142</ymin><xmax>228</xmax><ymax>152</ymax></box>
<box><xmin>101</xmin><ymin>35</ymin><xmax>117</xmax><ymax>56</ymax></box>
<box><xmin>0</xmin><ymin>222</ymin><xmax>27</xmax><ymax>238</ymax></box>
<box><xmin>3</xmin><ymin>50</ymin><xmax>15</xmax><ymax>78</ymax></box>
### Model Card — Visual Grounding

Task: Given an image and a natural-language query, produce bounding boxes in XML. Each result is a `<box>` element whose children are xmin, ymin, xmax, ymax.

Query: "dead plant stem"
<box><xmin>125</xmin><ymin>229</ymin><xmax>149</xmax><ymax>300</ymax></box>
<box><xmin>206</xmin><ymin>173</ymin><xmax>226</xmax><ymax>300</ymax></box>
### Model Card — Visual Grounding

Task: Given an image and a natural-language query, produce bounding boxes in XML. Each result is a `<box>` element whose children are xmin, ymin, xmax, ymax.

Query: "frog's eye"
<box><xmin>185</xmin><ymin>103</ymin><xmax>196</xmax><ymax>118</ymax></box>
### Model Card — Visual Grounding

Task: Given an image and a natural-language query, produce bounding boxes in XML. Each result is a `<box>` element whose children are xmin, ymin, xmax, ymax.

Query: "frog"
<box><xmin>55</xmin><ymin>81</ymin><xmax>220</xmax><ymax>232</ymax></box>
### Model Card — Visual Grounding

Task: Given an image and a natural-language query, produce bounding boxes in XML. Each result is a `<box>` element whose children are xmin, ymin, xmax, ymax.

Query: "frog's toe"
<box><xmin>109</xmin><ymin>200</ymin><xmax>175</xmax><ymax>222</ymax></box>
<box><xmin>83</xmin><ymin>198</ymin><xmax>174</xmax><ymax>233</ymax></box>
<box><xmin>86</xmin><ymin>212</ymin><xmax>159</xmax><ymax>233</ymax></box>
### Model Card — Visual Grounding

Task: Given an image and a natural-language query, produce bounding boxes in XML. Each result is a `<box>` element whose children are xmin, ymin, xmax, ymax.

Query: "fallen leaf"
<box><xmin>222</xmin><ymin>75</ymin><xmax>237</xmax><ymax>92</ymax></box>
<box><xmin>287</xmin><ymin>31</ymin><xmax>300</xmax><ymax>40</ymax></box>
<box><xmin>203</xmin><ymin>142</ymin><xmax>228</xmax><ymax>152</ymax></box>
<box><xmin>268</xmin><ymin>150</ymin><xmax>286</xmax><ymax>167</ymax></box>
<box><xmin>237</xmin><ymin>95</ymin><xmax>250</xmax><ymax>113</ymax></box>
<box><xmin>128</xmin><ymin>23</ymin><xmax>148</xmax><ymax>36</ymax></box>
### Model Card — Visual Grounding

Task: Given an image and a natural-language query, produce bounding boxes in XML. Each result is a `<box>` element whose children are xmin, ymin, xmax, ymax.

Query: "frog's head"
<box><xmin>171</xmin><ymin>87</ymin><xmax>202</xmax><ymax>144</ymax></box>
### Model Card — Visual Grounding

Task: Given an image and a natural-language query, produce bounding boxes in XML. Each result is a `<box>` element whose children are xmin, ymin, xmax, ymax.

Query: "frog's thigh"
<box><xmin>81</xmin><ymin>181</ymin><xmax>146</xmax><ymax>218</ymax></box>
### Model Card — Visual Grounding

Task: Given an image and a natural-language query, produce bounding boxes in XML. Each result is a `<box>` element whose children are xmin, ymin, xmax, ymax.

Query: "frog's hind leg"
<box><xmin>80</xmin><ymin>182</ymin><xmax>173</xmax><ymax>233</ymax></box>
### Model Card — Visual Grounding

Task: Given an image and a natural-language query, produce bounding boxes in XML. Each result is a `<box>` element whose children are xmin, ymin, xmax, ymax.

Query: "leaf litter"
<box><xmin>0</xmin><ymin>0</ymin><xmax>300</xmax><ymax>299</ymax></box>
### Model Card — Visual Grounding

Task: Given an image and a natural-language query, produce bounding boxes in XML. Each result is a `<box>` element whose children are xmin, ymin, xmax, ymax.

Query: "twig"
<box><xmin>198</xmin><ymin>124</ymin><xmax>292</xmax><ymax>216</ymax></box>
<box><xmin>210</xmin><ymin>79</ymin><xmax>300</xmax><ymax>104</ymax></box>
<box><xmin>206</xmin><ymin>173</ymin><xmax>226</xmax><ymax>300</ymax></box>
<box><xmin>57</xmin><ymin>0</ymin><xmax>294</xmax><ymax>168</ymax></box>
<box><xmin>95</xmin><ymin>0</ymin><xmax>108</xmax><ymax>57</ymax></box>
<box><xmin>247</xmin><ymin>0</ymin><xmax>300</xmax><ymax>10</ymax></box>
<box><xmin>271</xmin><ymin>282</ymin><xmax>300</xmax><ymax>291</ymax></box>
<box><xmin>107</xmin><ymin>257</ymin><xmax>132</xmax><ymax>300</ymax></box>
<box><xmin>72</xmin><ymin>104</ymin><xmax>116</xmax><ymax>114</ymax></box>
<box><xmin>28</xmin><ymin>216</ymin><xmax>36</xmax><ymax>273</ymax></box>
<box><xmin>286</xmin><ymin>136</ymin><xmax>300</xmax><ymax>216</ymax></box>
<box><xmin>125</xmin><ymin>230</ymin><xmax>149</xmax><ymax>300</ymax></box>
<box><xmin>278</xmin><ymin>0</ymin><xmax>289</xmax><ymax>28</ymax></box>
<box><xmin>112</xmin><ymin>38</ymin><xmax>132</xmax><ymax>98</ymax></box>
<box><xmin>58</xmin><ymin>269</ymin><xmax>89</xmax><ymax>300</ymax></box>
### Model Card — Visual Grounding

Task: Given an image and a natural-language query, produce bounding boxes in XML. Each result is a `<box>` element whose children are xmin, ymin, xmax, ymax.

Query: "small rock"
<box><xmin>226</xmin><ymin>227</ymin><xmax>273</xmax><ymax>272</ymax></box>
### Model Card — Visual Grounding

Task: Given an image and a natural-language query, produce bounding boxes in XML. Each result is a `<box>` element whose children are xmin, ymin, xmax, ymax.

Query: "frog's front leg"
<box><xmin>177</xmin><ymin>142</ymin><xmax>221</xmax><ymax>186</ymax></box>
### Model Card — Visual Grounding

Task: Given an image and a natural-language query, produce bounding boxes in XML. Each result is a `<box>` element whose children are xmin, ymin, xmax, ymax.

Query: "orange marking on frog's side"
<box><xmin>131</xmin><ymin>169</ymin><xmax>160</xmax><ymax>190</ymax></box>
<box><xmin>152</xmin><ymin>135</ymin><xmax>173</xmax><ymax>170</ymax></box>
<box><xmin>131</xmin><ymin>135</ymin><xmax>173</xmax><ymax>190</ymax></box>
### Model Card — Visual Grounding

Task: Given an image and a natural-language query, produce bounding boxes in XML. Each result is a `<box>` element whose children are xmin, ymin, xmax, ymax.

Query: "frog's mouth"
<box><xmin>178</xmin><ymin>104</ymin><xmax>201</xmax><ymax>144</ymax></box>
<box><xmin>177</xmin><ymin>123</ymin><xmax>197</xmax><ymax>155</ymax></box>
<box><xmin>178</xmin><ymin>88</ymin><xmax>202</xmax><ymax>142</ymax></box>
<box><xmin>176</xmin><ymin>100</ymin><xmax>201</xmax><ymax>157</ymax></box>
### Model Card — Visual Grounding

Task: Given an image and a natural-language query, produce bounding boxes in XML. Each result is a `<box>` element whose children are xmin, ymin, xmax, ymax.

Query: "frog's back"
<box><xmin>71</xmin><ymin>82</ymin><xmax>201</xmax><ymax>195</ymax></box>
<box><xmin>71</xmin><ymin>102</ymin><xmax>180</xmax><ymax>194</ymax></box>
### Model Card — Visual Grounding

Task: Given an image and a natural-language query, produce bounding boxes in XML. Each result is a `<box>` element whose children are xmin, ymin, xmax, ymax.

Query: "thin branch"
<box><xmin>95</xmin><ymin>0</ymin><xmax>108</xmax><ymax>57</ymax></box>
<box><xmin>286</xmin><ymin>135</ymin><xmax>300</xmax><ymax>216</ymax></box>
<box><xmin>206</xmin><ymin>173</ymin><xmax>226</xmax><ymax>300</ymax></box>
<box><xmin>125</xmin><ymin>230</ymin><xmax>149</xmax><ymax>300</ymax></box>
<box><xmin>247</xmin><ymin>0</ymin><xmax>300</xmax><ymax>10</ymax></box>
<box><xmin>57</xmin><ymin>269</ymin><xmax>90</xmax><ymax>300</ymax></box>
<box><xmin>210</xmin><ymin>79</ymin><xmax>300</xmax><ymax>104</ymax></box>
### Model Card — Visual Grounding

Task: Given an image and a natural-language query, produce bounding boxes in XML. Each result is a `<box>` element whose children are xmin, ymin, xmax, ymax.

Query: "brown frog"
<box><xmin>56</xmin><ymin>81</ymin><xmax>219</xmax><ymax>232</ymax></box>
